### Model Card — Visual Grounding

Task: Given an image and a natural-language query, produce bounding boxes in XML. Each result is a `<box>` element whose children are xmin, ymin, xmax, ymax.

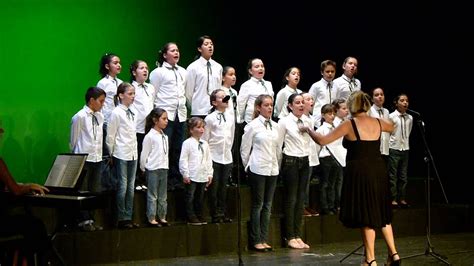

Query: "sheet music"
<box><xmin>44</xmin><ymin>154</ymin><xmax>86</xmax><ymax>188</ymax></box>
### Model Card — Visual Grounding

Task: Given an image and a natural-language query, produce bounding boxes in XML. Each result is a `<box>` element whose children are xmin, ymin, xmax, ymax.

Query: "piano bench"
<box><xmin>0</xmin><ymin>234</ymin><xmax>38</xmax><ymax>266</ymax></box>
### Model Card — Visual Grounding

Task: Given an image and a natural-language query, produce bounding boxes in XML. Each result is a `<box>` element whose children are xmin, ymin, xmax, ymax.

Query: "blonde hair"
<box><xmin>347</xmin><ymin>91</ymin><xmax>372</xmax><ymax>115</ymax></box>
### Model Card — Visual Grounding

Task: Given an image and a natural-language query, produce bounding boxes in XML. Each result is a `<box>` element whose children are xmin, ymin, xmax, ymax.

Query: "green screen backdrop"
<box><xmin>0</xmin><ymin>0</ymin><xmax>220</xmax><ymax>183</ymax></box>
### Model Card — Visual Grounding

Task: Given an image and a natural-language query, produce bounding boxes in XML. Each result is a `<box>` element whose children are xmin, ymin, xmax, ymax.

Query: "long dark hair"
<box><xmin>145</xmin><ymin>108</ymin><xmax>167</xmax><ymax>134</ymax></box>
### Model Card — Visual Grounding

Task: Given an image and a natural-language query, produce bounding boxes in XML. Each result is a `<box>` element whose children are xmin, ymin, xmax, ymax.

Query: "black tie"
<box><xmin>349</xmin><ymin>79</ymin><xmax>356</xmax><ymax>92</ymax></box>
<box><xmin>91</xmin><ymin>113</ymin><xmax>99</xmax><ymax>140</ymax></box>
<box><xmin>112</xmin><ymin>78</ymin><xmax>118</xmax><ymax>86</ymax></box>
<box><xmin>400</xmin><ymin>114</ymin><xmax>407</xmax><ymax>139</ymax></box>
<box><xmin>206</xmin><ymin>61</ymin><xmax>212</xmax><ymax>94</ymax></box>
<box><xmin>162</xmin><ymin>133</ymin><xmax>168</xmax><ymax>155</ymax></box>
<box><xmin>140</xmin><ymin>83</ymin><xmax>149</xmax><ymax>96</ymax></box>
<box><xmin>378</xmin><ymin>108</ymin><xmax>384</xmax><ymax>118</ymax></box>
<box><xmin>327</xmin><ymin>82</ymin><xmax>332</xmax><ymax>103</ymax></box>
<box><xmin>126</xmin><ymin>109</ymin><xmax>135</xmax><ymax>121</ymax></box>
<box><xmin>167</xmin><ymin>66</ymin><xmax>178</xmax><ymax>84</ymax></box>
<box><xmin>260</xmin><ymin>80</ymin><xmax>268</xmax><ymax>93</ymax></box>
<box><xmin>217</xmin><ymin>112</ymin><xmax>226</xmax><ymax>124</ymax></box>
<box><xmin>264</xmin><ymin>120</ymin><xmax>272</xmax><ymax>130</ymax></box>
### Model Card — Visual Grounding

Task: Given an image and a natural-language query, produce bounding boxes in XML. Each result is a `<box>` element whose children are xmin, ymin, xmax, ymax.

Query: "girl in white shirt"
<box><xmin>369</xmin><ymin>87</ymin><xmax>390</xmax><ymax>163</ymax></box>
<box><xmin>278</xmin><ymin>93</ymin><xmax>311</xmax><ymax>249</ymax></box>
<box><xmin>97</xmin><ymin>53</ymin><xmax>123</xmax><ymax>125</ymax></box>
<box><xmin>106</xmin><ymin>82</ymin><xmax>138</xmax><ymax>229</ymax></box>
<box><xmin>240</xmin><ymin>95</ymin><xmax>282</xmax><ymax>252</ymax></box>
<box><xmin>237</xmin><ymin>58</ymin><xmax>274</xmax><ymax>124</ymax></box>
<box><xmin>130</xmin><ymin>60</ymin><xmax>155</xmax><ymax>191</ymax></box>
<box><xmin>179</xmin><ymin>117</ymin><xmax>213</xmax><ymax>225</ymax></box>
<box><xmin>273</xmin><ymin>67</ymin><xmax>302</xmax><ymax>120</ymax></box>
<box><xmin>203</xmin><ymin>89</ymin><xmax>234</xmax><ymax>223</ymax></box>
<box><xmin>140</xmin><ymin>108</ymin><xmax>169</xmax><ymax>227</ymax></box>
<box><xmin>301</xmin><ymin>92</ymin><xmax>320</xmax><ymax>217</ymax></box>
<box><xmin>149</xmin><ymin>42</ymin><xmax>187</xmax><ymax>191</ymax></box>
<box><xmin>185</xmin><ymin>35</ymin><xmax>223</xmax><ymax>118</ymax></box>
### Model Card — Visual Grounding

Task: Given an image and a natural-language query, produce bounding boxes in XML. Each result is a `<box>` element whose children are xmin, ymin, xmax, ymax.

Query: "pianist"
<box><xmin>1</xmin><ymin>126</ymin><xmax>50</xmax><ymax>265</ymax></box>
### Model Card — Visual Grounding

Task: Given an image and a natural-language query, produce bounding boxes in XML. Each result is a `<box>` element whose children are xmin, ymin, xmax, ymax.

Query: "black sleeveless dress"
<box><xmin>339</xmin><ymin>119</ymin><xmax>392</xmax><ymax>228</ymax></box>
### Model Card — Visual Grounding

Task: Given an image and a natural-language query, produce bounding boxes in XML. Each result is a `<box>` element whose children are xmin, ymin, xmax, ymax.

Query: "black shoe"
<box><xmin>187</xmin><ymin>217</ymin><xmax>202</xmax><ymax>225</ymax></box>
<box><xmin>118</xmin><ymin>221</ymin><xmax>134</xmax><ymax>229</ymax></box>
<box><xmin>400</xmin><ymin>202</ymin><xmax>410</xmax><ymax>209</ymax></box>
<box><xmin>92</xmin><ymin>223</ymin><xmax>103</xmax><ymax>231</ymax></box>
<box><xmin>222</xmin><ymin>217</ymin><xmax>233</xmax><ymax>223</ymax></box>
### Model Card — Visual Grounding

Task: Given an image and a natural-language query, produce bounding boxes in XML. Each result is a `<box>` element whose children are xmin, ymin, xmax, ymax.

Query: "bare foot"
<box><xmin>296</xmin><ymin>238</ymin><xmax>310</xmax><ymax>249</ymax></box>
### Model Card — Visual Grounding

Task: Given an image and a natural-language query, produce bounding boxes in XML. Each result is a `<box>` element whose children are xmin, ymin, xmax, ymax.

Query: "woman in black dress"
<box><xmin>301</xmin><ymin>91</ymin><xmax>401</xmax><ymax>266</ymax></box>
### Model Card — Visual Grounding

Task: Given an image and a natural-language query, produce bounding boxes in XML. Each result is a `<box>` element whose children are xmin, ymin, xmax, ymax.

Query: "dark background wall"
<box><xmin>0</xmin><ymin>1</ymin><xmax>471</xmax><ymax>203</ymax></box>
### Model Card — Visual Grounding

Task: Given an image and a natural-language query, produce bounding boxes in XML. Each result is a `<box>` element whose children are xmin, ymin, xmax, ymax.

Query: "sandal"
<box><xmin>386</xmin><ymin>252</ymin><xmax>401</xmax><ymax>266</ymax></box>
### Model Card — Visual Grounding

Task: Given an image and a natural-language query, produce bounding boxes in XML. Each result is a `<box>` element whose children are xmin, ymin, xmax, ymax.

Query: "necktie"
<box><xmin>126</xmin><ymin>109</ymin><xmax>135</xmax><ymax>121</ymax></box>
<box><xmin>112</xmin><ymin>78</ymin><xmax>117</xmax><ymax>87</ymax></box>
<box><xmin>400</xmin><ymin>115</ymin><xmax>406</xmax><ymax>139</ymax></box>
<box><xmin>297</xmin><ymin>118</ymin><xmax>304</xmax><ymax>134</ymax></box>
<box><xmin>206</xmin><ymin>61</ymin><xmax>212</xmax><ymax>95</ymax></box>
<box><xmin>198</xmin><ymin>140</ymin><xmax>204</xmax><ymax>163</ymax></box>
<box><xmin>139</xmin><ymin>83</ymin><xmax>149</xmax><ymax>96</ymax></box>
<box><xmin>378</xmin><ymin>108</ymin><xmax>384</xmax><ymax>118</ymax></box>
<box><xmin>327</xmin><ymin>82</ymin><xmax>332</xmax><ymax>103</ymax></box>
<box><xmin>260</xmin><ymin>80</ymin><xmax>268</xmax><ymax>94</ymax></box>
<box><xmin>349</xmin><ymin>79</ymin><xmax>356</xmax><ymax>92</ymax></box>
<box><xmin>162</xmin><ymin>133</ymin><xmax>168</xmax><ymax>155</ymax></box>
<box><xmin>264</xmin><ymin>119</ymin><xmax>272</xmax><ymax>130</ymax></box>
<box><xmin>167</xmin><ymin>66</ymin><xmax>178</xmax><ymax>83</ymax></box>
<box><xmin>217</xmin><ymin>112</ymin><xmax>226</xmax><ymax>124</ymax></box>
<box><xmin>91</xmin><ymin>113</ymin><xmax>99</xmax><ymax>140</ymax></box>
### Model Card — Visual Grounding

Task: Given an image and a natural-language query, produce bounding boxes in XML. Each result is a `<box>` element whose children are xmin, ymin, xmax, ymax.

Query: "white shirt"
<box><xmin>277</xmin><ymin>113</ymin><xmax>311</xmax><ymax>157</ymax></box>
<box><xmin>237</xmin><ymin>77</ymin><xmax>274</xmax><ymax>124</ymax></box>
<box><xmin>70</xmin><ymin>105</ymin><xmax>104</xmax><ymax>162</ymax></box>
<box><xmin>309</xmin><ymin>78</ymin><xmax>337</xmax><ymax>127</ymax></box>
<box><xmin>316</xmin><ymin>121</ymin><xmax>346</xmax><ymax>167</ymax></box>
<box><xmin>203</xmin><ymin>110</ymin><xmax>235</xmax><ymax>164</ymax></box>
<box><xmin>131</xmin><ymin>81</ymin><xmax>155</xmax><ymax>134</ymax></box>
<box><xmin>333</xmin><ymin>74</ymin><xmax>361</xmax><ymax>100</ymax></box>
<box><xmin>106</xmin><ymin>104</ymin><xmax>138</xmax><ymax>161</ymax></box>
<box><xmin>185</xmin><ymin>57</ymin><xmax>223</xmax><ymax>116</ymax></box>
<box><xmin>179</xmin><ymin>137</ymin><xmax>213</xmax><ymax>183</ymax></box>
<box><xmin>97</xmin><ymin>75</ymin><xmax>123</xmax><ymax>123</ymax></box>
<box><xmin>369</xmin><ymin>105</ymin><xmax>390</xmax><ymax>155</ymax></box>
<box><xmin>221</xmin><ymin>86</ymin><xmax>240</xmax><ymax>123</ymax></box>
<box><xmin>140</xmin><ymin>128</ymin><xmax>169</xmax><ymax>171</ymax></box>
<box><xmin>302</xmin><ymin>115</ymin><xmax>320</xmax><ymax>167</ymax></box>
<box><xmin>240</xmin><ymin>115</ymin><xmax>282</xmax><ymax>176</ymax></box>
<box><xmin>149</xmin><ymin>62</ymin><xmax>187</xmax><ymax>122</ymax></box>
<box><xmin>389</xmin><ymin>110</ymin><xmax>413</xmax><ymax>151</ymax></box>
<box><xmin>274</xmin><ymin>85</ymin><xmax>302</xmax><ymax>119</ymax></box>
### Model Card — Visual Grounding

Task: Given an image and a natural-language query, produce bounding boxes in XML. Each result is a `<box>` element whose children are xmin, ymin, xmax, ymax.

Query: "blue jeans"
<box><xmin>281</xmin><ymin>155</ymin><xmax>309</xmax><ymax>239</ymax></box>
<box><xmin>164</xmin><ymin>117</ymin><xmax>185</xmax><ymax>189</ymax></box>
<box><xmin>146</xmin><ymin>169</ymin><xmax>168</xmax><ymax>221</ymax></box>
<box><xmin>248</xmin><ymin>170</ymin><xmax>277</xmax><ymax>245</ymax></box>
<box><xmin>209</xmin><ymin>161</ymin><xmax>232</xmax><ymax>218</ymax></box>
<box><xmin>114</xmin><ymin>158</ymin><xmax>137</xmax><ymax>221</ymax></box>
<box><xmin>185</xmin><ymin>181</ymin><xmax>206</xmax><ymax>219</ymax></box>
<box><xmin>388</xmin><ymin>149</ymin><xmax>409</xmax><ymax>201</ymax></box>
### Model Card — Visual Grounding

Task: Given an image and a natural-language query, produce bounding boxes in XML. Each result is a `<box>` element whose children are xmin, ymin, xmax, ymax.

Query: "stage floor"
<box><xmin>93</xmin><ymin>232</ymin><xmax>474</xmax><ymax>265</ymax></box>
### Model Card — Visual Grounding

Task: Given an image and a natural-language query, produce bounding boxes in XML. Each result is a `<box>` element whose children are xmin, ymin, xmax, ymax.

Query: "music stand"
<box><xmin>339</xmin><ymin>243</ymin><xmax>364</xmax><ymax>263</ymax></box>
<box><xmin>402</xmin><ymin>111</ymin><xmax>450</xmax><ymax>265</ymax></box>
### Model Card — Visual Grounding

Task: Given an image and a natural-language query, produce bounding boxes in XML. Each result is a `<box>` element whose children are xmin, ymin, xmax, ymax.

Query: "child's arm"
<box><xmin>179</xmin><ymin>141</ymin><xmax>191</xmax><ymax>184</ymax></box>
<box><xmin>240</xmin><ymin>123</ymin><xmax>255</xmax><ymax>169</ymax></box>
<box><xmin>140</xmin><ymin>135</ymin><xmax>152</xmax><ymax>172</ymax></box>
<box><xmin>69</xmin><ymin>114</ymin><xmax>82</xmax><ymax>151</ymax></box>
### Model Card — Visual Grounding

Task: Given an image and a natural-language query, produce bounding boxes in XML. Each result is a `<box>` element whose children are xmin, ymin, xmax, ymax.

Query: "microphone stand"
<box><xmin>232</xmin><ymin>96</ymin><xmax>244</xmax><ymax>266</ymax></box>
<box><xmin>402</xmin><ymin>114</ymin><xmax>450</xmax><ymax>265</ymax></box>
